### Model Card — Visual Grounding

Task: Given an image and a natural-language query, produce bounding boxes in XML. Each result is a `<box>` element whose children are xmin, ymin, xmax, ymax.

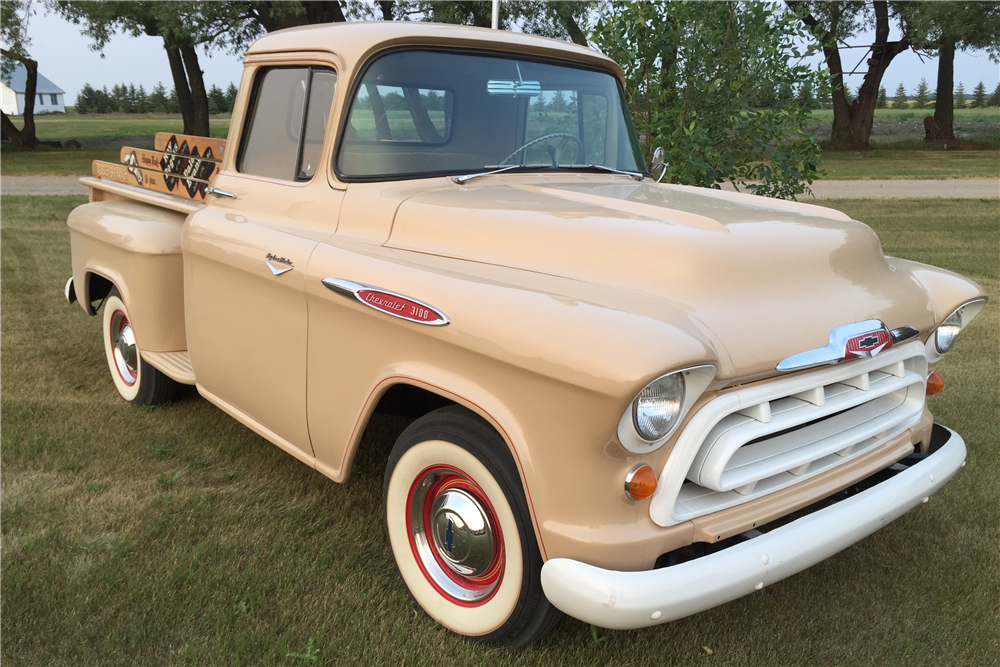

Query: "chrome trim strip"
<box><xmin>265</xmin><ymin>261</ymin><xmax>292</xmax><ymax>276</ymax></box>
<box><xmin>776</xmin><ymin>319</ymin><xmax>916</xmax><ymax>372</ymax></box>
<box><xmin>889</xmin><ymin>325</ymin><xmax>919</xmax><ymax>345</ymax></box>
<box><xmin>322</xmin><ymin>277</ymin><xmax>450</xmax><ymax>326</ymax></box>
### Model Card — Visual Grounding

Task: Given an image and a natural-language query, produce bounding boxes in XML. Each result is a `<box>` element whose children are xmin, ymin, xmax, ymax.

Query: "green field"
<box><xmin>5</xmin><ymin>113</ymin><xmax>231</xmax><ymax>140</ymax></box>
<box><xmin>809</xmin><ymin>107</ymin><xmax>1000</xmax><ymax>123</ymax></box>
<box><xmin>1</xmin><ymin>196</ymin><xmax>997</xmax><ymax>666</ymax></box>
<box><xmin>0</xmin><ymin>146</ymin><xmax>121</xmax><ymax>177</ymax></box>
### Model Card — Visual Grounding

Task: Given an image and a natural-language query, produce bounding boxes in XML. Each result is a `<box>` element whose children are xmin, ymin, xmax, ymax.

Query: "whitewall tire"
<box><xmin>383</xmin><ymin>406</ymin><xmax>562</xmax><ymax>647</ymax></box>
<box><xmin>101</xmin><ymin>287</ymin><xmax>178</xmax><ymax>405</ymax></box>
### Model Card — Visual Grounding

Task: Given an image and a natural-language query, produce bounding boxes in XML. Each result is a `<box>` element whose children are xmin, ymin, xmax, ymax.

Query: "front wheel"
<box><xmin>383</xmin><ymin>406</ymin><xmax>562</xmax><ymax>647</ymax></box>
<box><xmin>101</xmin><ymin>287</ymin><xmax>178</xmax><ymax>405</ymax></box>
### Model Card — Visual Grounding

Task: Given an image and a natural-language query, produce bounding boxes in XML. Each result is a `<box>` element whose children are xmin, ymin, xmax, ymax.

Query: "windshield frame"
<box><xmin>333</xmin><ymin>46</ymin><xmax>648</xmax><ymax>183</ymax></box>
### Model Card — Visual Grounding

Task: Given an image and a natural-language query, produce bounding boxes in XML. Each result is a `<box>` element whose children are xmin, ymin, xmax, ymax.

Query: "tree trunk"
<box><xmin>165</xmin><ymin>45</ymin><xmax>195</xmax><ymax>134</ymax></box>
<box><xmin>253</xmin><ymin>0</ymin><xmax>347</xmax><ymax>32</ymax></box>
<box><xmin>180</xmin><ymin>45</ymin><xmax>211</xmax><ymax>137</ymax></box>
<box><xmin>788</xmin><ymin>0</ymin><xmax>909</xmax><ymax>149</ymax></box>
<box><xmin>301</xmin><ymin>1</ymin><xmax>346</xmax><ymax>24</ymax></box>
<box><xmin>550</xmin><ymin>5</ymin><xmax>589</xmax><ymax>46</ymax></box>
<box><xmin>0</xmin><ymin>50</ymin><xmax>38</xmax><ymax>149</ymax></box>
<box><xmin>928</xmin><ymin>38</ymin><xmax>955</xmax><ymax>141</ymax></box>
<box><xmin>163</xmin><ymin>43</ymin><xmax>209</xmax><ymax>137</ymax></box>
<box><xmin>378</xmin><ymin>1</ymin><xmax>394</xmax><ymax>21</ymax></box>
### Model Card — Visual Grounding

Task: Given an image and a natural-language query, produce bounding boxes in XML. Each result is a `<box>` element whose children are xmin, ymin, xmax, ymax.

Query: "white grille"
<box><xmin>649</xmin><ymin>342</ymin><xmax>927</xmax><ymax>527</ymax></box>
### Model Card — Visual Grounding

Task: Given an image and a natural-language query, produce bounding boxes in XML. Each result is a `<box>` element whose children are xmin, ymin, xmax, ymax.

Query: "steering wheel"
<box><xmin>500</xmin><ymin>132</ymin><xmax>585</xmax><ymax>167</ymax></box>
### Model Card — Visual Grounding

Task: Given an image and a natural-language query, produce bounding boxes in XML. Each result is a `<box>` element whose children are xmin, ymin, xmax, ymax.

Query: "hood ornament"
<box><xmin>777</xmin><ymin>320</ymin><xmax>919</xmax><ymax>372</ymax></box>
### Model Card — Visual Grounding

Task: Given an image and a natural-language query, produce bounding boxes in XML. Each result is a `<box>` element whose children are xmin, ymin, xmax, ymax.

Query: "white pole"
<box><xmin>492</xmin><ymin>0</ymin><xmax>500</xmax><ymax>30</ymax></box>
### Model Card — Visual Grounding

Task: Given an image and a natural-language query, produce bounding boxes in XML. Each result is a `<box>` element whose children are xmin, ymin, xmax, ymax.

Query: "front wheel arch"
<box><xmin>345</xmin><ymin>378</ymin><xmax>543</xmax><ymax>553</ymax></box>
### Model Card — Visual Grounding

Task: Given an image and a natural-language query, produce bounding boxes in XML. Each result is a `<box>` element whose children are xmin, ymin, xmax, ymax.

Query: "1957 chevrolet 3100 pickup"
<box><xmin>65</xmin><ymin>22</ymin><xmax>986</xmax><ymax>647</ymax></box>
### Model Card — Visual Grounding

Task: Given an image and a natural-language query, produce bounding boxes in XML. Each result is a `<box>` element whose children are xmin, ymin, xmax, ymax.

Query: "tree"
<box><xmin>148</xmin><ymin>82</ymin><xmax>168</xmax><ymax>113</ymax></box>
<box><xmin>797</xmin><ymin>82</ymin><xmax>816</xmax><ymax>108</ymax></box>
<box><xmin>207</xmin><ymin>83</ymin><xmax>226</xmax><ymax>115</ymax></box>
<box><xmin>592</xmin><ymin>1</ymin><xmax>823</xmax><ymax>198</ymax></box>
<box><xmin>989</xmin><ymin>82</ymin><xmax>1000</xmax><ymax>107</ymax></box>
<box><xmin>900</xmin><ymin>2</ymin><xmax>1000</xmax><ymax>141</ymax></box>
<box><xmin>54</xmin><ymin>1</ymin><xmax>220</xmax><ymax>136</ymax></box>
<box><xmin>403</xmin><ymin>1</ymin><xmax>592</xmax><ymax>44</ymax></box>
<box><xmin>876</xmin><ymin>85</ymin><xmax>888</xmax><ymax>108</ymax></box>
<box><xmin>971</xmin><ymin>81</ymin><xmax>987</xmax><ymax>108</ymax></box>
<box><xmin>788</xmin><ymin>1</ymin><xmax>913</xmax><ymax>148</ymax></box>
<box><xmin>954</xmin><ymin>81</ymin><xmax>966</xmax><ymax>109</ymax></box>
<box><xmin>914</xmin><ymin>77</ymin><xmax>930</xmax><ymax>108</ymax></box>
<box><xmin>1</xmin><ymin>0</ymin><xmax>39</xmax><ymax>149</ymax></box>
<box><xmin>893</xmin><ymin>82</ymin><xmax>908</xmax><ymax>108</ymax></box>
<box><xmin>224</xmin><ymin>82</ymin><xmax>238</xmax><ymax>112</ymax></box>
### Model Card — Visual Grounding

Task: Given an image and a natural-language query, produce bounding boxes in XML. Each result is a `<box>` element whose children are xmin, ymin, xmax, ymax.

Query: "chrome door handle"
<box><xmin>206</xmin><ymin>186</ymin><xmax>236</xmax><ymax>199</ymax></box>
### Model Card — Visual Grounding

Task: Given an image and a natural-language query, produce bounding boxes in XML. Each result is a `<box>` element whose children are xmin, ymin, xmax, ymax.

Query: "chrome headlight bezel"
<box><xmin>617</xmin><ymin>365</ymin><xmax>716</xmax><ymax>454</ymax></box>
<box><xmin>928</xmin><ymin>298</ymin><xmax>986</xmax><ymax>362</ymax></box>
<box><xmin>632</xmin><ymin>372</ymin><xmax>685</xmax><ymax>441</ymax></box>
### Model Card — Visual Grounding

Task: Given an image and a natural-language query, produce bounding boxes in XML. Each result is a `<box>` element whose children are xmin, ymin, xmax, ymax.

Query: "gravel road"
<box><xmin>2</xmin><ymin>175</ymin><xmax>998</xmax><ymax>199</ymax></box>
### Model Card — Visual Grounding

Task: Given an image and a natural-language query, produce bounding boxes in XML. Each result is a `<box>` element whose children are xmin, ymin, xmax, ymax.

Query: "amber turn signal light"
<box><xmin>625</xmin><ymin>464</ymin><xmax>658</xmax><ymax>500</ymax></box>
<box><xmin>926</xmin><ymin>371</ymin><xmax>944</xmax><ymax>396</ymax></box>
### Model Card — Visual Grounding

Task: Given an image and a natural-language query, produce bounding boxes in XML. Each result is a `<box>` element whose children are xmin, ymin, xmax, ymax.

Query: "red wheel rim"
<box><xmin>405</xmin><ymin>464</ymin><xmax>505</xmax><ymax>606</ymax></box>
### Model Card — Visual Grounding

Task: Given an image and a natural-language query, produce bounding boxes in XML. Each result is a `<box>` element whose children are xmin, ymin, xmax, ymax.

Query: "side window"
<box><xmin>522</xmin><ymin>90</ymin><xmax>607</xmax><ymax>166</ymax></box>
<box><xmin>238</xmin><ymin>66</ymin><xmax>337</xmax><ymax>181</ymax></box>
<box><xmin>347</xmin><ymin>85</ymin><xmax>453</xmax><ymax>144</ymax></box>
<box><xmin>50</xmin><ymin>94</ymin><xmax>58</xmax><ymax>105</ymax></box>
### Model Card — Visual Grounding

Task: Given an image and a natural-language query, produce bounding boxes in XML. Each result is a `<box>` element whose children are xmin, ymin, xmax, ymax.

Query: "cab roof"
<box><xmin>244</xmin><ymin>21</ymin><xmax>624</xmax><ymax>82</ymax></box>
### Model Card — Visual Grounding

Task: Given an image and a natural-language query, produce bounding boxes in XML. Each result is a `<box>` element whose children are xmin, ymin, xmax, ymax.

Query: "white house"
<box><xmin>1</xmin><ymin>64</ymin><xmax>66</xmax><ymax>115</ymax></box>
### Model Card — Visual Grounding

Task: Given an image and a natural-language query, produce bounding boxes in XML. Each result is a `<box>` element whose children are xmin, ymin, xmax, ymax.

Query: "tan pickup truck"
<box><xmin>65</xmin><ymin>22</ymin><xmax>987</xmax><ymax>647</ymax></box>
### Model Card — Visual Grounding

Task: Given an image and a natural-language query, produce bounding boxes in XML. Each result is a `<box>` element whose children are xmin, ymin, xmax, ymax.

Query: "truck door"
<box><xmin>184</xmin><ymin>65</ymin><xmax>342</xmax><ymax>463</ymax></box>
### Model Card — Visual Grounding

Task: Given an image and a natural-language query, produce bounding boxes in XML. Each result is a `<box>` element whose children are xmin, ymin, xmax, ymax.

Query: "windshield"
<box><xmin>336</xmin><ymin>49</ymin><xmax>646</xmax><ymax>180</ymax></box>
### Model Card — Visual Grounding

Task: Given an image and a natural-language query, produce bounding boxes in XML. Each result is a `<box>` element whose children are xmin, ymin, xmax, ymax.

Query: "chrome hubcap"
<box><xmin>430</xmin><ymin>489</ymin><xmax>494</xmax><ymax>577</ymax></box>
<box><xmin>407</xmin><ymin>466</ymin><xmax>504</xmax><ymax>604</ymax></box>
<box><xmin>110</xmin><ymin>310</ymin><xmax>138</xmax><ymax>385</ymax></box>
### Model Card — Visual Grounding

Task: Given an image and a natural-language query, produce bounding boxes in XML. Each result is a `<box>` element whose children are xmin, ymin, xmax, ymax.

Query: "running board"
<box><xmin>142</xmin><ymin>350</ymin><xmax>196</xmax><ymax>385</ymax></box>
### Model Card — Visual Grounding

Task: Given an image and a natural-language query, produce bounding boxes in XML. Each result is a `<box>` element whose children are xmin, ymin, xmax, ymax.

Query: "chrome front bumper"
<box><xmin>540</xmin><ymin>425</ymin><xmax>966</xmax><ymax>630</ymax></box>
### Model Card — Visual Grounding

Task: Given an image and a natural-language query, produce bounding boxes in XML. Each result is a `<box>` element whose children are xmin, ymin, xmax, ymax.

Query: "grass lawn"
<box><xmin>819</xmin><ymin>149</ymin><xmax>1000</xmax><ymax>179</ymax></box>
<box><xmin>2</xmin><ymin>196</ymin><xmax>996</xmax><ymax>665</ymax></box>
<box><xmin>1</xmin><ymin>115</ymin><xmax>231</xmax><ymax>176</ymax></box>
<box><xmin>6</xmin><ymin>114</ymin><xmax>231</xmax><ymax>140</ymax></box>
<box><xmin>809</xmin><ymin>107</ymin><xmax>1000</xmax><ymax>124</ymax></box>
<box><xmin>1</xmin><ymin>146</ymin><xmax>122</xmax><ymax>177</ymax></box>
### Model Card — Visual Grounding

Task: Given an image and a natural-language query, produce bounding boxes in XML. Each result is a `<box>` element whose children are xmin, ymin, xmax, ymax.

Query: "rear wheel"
<box><xmin>102</xmin><ymin>287</ymin><xmax>178</xmax><ymax>405</ymax></box>
<box><xmin>383</xmin><ymin>406</ymin><xmax>562</xmax><ymax>647</ymax></box>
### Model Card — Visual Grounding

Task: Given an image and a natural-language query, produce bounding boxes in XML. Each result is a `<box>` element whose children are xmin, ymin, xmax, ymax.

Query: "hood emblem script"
<box><xmin>777</xmin><ymin>320</ymin><xmax>919</xmax><ymax>372</ymax></box>
<box><xmin>322</xmin><ymin>278</ymin><xmax>450</xmax><ymax>326</ymax></box>
<box><xmin>265</xmin><ymin>253</ymin><xmax>293</xmax><ymax>276</ymax></box>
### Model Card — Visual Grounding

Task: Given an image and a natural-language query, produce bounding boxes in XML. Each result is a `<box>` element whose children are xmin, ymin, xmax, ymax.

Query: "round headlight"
<box><xmin>935</xmin><ymin>310</ymin><xmax>962</xmax><ymax>354</ymax></box>
<box><xmin>632</xmin><ymin>373</ymin><xmax>685</xmax><ymax>441</ymax></box>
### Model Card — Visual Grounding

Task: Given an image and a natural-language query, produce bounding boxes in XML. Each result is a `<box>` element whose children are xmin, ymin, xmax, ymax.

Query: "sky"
<box><xmin>11</xmin><ymin>8</ymin><xmax>1000</xmax><ymax>104</ymax></box>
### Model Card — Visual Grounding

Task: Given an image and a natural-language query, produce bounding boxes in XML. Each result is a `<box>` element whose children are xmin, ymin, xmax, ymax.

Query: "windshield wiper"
<box><xmin>452</xmin><ymin>163</ymin><xmax>645</xmax><ymax>185</ymax></box>
<box><xmin>451</xmin><ymin>164</ymin><xmax>550</xmax><ymax>184</ymax></box>
<box><xmin>560</xmin><ymin>164</ymin><xmax>645</xmax><ymax>182</ymax></box>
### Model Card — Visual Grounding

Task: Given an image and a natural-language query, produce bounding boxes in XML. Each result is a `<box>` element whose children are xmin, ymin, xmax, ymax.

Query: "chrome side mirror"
<box><xmin>650</xmin><ymin>146</ymin><xmax>667</xmax><ymax>183</ymax></box>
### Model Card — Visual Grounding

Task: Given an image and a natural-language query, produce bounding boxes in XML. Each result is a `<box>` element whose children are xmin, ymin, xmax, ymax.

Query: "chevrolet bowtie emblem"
<box><xmin>777</xmin><ymin>320</ymin><xmax>919</xmax><ymax>372</ymax></box>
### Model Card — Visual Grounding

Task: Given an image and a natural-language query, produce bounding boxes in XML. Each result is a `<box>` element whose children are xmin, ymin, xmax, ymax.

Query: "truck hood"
<box><xmin>385</xmin><ymin>175</ymin><xmax>938</xmax><ymax>377</ymax></box>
